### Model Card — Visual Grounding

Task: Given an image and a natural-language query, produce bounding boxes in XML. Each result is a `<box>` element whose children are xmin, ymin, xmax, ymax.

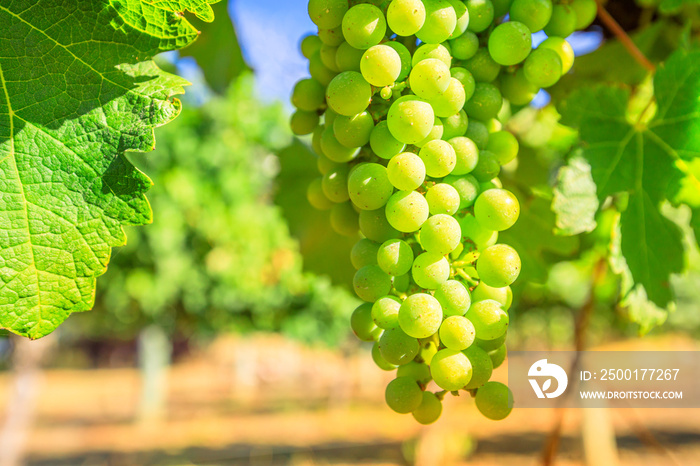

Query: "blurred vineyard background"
<box><xmin>1</xmin><ymin>0</ymin><xmax>699</xmax><ymax>465</ymax></box>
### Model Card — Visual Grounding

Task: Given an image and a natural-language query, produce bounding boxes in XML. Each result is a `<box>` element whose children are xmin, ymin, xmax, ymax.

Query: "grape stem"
<box><xmin>595</xmin><ymin>2</ymin><xmax>656</xmax><ymax>72</ymax></box>
<box><xmin>454</xmin><ymin>268</ymin><xmax>478</xmax><ymax>287</ymax></box>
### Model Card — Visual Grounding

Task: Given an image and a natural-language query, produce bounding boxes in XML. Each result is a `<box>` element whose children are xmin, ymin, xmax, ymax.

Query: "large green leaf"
<box><xmin>560</xmin><ymin>50</ymin><xmax>700</xmax><ymax>308</ymax></box>
<box><xmin>0</xmin><ymin>0</ymin><xmax>217</xmax><ymax>338</ymax></box>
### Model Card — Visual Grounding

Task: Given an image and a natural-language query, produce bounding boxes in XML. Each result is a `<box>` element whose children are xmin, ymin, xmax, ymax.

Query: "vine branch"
<box><xmin>596</xmin><ymin>2</ymin><xmax>656</xmax><ymax>73</ymax></box>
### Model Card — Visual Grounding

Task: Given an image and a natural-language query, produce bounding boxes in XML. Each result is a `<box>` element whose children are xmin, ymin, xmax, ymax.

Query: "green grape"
<box><xmin>387</xmin><ymin>152</ymin><xmax>426</xmax><ymax>191</ymax></box>
<box><xmin>301</xmin><ymin>35</ymin><xmax>322</xmax><ymax>59</ymax></box>
<box><xmin>471</xmin><ymin>283</ymin><xmax>512</xmax><ymax>310</ymax></box>
<box><xmin>334</xmin><ymin>111</ymin><xmax>374</xmax><ymax>148</ymax></box>
<box><xmin>435</xmin><ymin>280</ymin><xmax>472</xmax><ymax>316</ymax></box>
<box><xmin>465</xmin><ymin>0</ymin><xmax>495</xmax><ymax>32</ymax></box>
<box><xmin>544</xmin><ymin>4</ymin><xmax>577</xmax><ymax>38</ymax></box>
<box><xmin>326</xmin><ymin>71</ymin><xmax>372</xmax><ymax>116</ymax></box>
<box><xmin>444</xmin><ymin>174</ymin><xmax>480</xmax><ymax>209</ymax></box>
<box><xmin>468</xmin><ymin>299</ymin><xmax>509</xmax><ymax>340</ymax></box>
<box><xmin>290</xmin><ymin>110</ymin><xmax>320</xmax><ymax>136</ymax></box>
<box><xmin>308</xmin><ymin>0</ymin><xmax>348</xmax><ymax>28</ymax></box>
<box><xmin>477</xmin><ymin>244</ymin><xmax>521</xmax><ymax>287</ymax></box>
<box><xmin>442</xmin><ymin>110</ymin><xmax>469</xmax><ymax>140</ymax></box>
<box><xmin>387</xmin><ymin>0</ymin><xmax>426</xmax><ymax>36</ymax></box>
<box><xmin>399</xmin><ymin>293</ymin><xmax>443</xmax><ymax>338</ymax></box>
<box><xmin>488</xmin><ymin>344</ymin><xmax>507</xmax><ymax>368</ymax></box>
<box><xmin>322</xmin><ymin>164</ymin><xmax>350</xmax><ymax>203</ymax></box>
<box><xmin>448</xmin><ymin>137</ymin><xmax>479</xmax><ymax>175</ymax></box>
<box><xmin>459</xmin><ymin>213</ymin><xmax>498</xmax><ymax>250</ymax></box>
<box><xmin>351</xmin><ymin>238</ymin><xmax>380</xmax><ymax>269</ymax></box>
<box><xmin>412</xmin><ymin>392</ymin><xmax>443</xmax><ymax>424</ymax></box>
<box><xmin>330</xmin><ymin>202</ymin><xmax>360</xmax><ymax>237</ymax></box>
<box><xmin>464</xmin><ymin>83</ymin><xmax>503</xmax><ymax>121</ymax></box>
<box><xmin>311</xmin><ymin>125</ymin><xmax>325</xmax><ymax>156</ymax></box>
<box><xmin>475</xmin><ymin>332</ymin><xmax>507</xmax><ymax>351</ymax></box>
<box><xmin>464</xmin><ymin>119</ymin><xmax>489</xmax><ymax>149</ymax></box>
<box><xmin>397</xmin><ymin>361</ymin><xmax>432</xmax><ymax>384</ymax></box>
<box><xmin>462</xmin><ymin>345</ymin><xmax>494</xmax><ymax>389</ymax></box>
<box><xmin>348</xmin><ymin>163</ymin><xmax>394</xmax><ymax>210</ymax></box>
<box><xmin>475</xmin><ymin>381</ymin><xmax>513</xmax><ymax>420</ymax></box>
<box><xmin>417</xmin><ymin>0</ymin><xmax>458</xmax><ymax>44</ymax></box>
<box><xmin>387</xmin><ymin>96</ymin><xmax>436</xmax><ymax>145</ymax></box>
<box><xmin>372</xmin><ymin>295</ymin><xmax>402</xmax><ymax>329</ymax></box>
<box><xmin>309</xmin><ymin>51</ymin><xmax>339</xmax><ymax>86</ymax></box>
<box><xmin>474</xmin><ymin>188</ymin><xmax>520</xmax><ymax>231</ymax></box>
<box><xmin>385</xmin><ymin>190</ymin><xmax>430</xmax><ymax>232</ymax></box>
<box><xmin>385</xmin><ymin>376</ymin><xmax>424</xmax><ymax>414</ymax></box>
<box><xmin>510</xmin><ymin>0</ymin><xmax>553</xmax><ymax>32</ymax></box>
<box><xmin>371</xmin><ymin>121</ymin><xmax>406</xmax><ymax>159</ymax></box>
<box><xmin>448</xmin><ymin>0</ymin><xmax>470</xmax><ymax>38</ymax></box>
<box><xmin>325</xmin><ymin>108</ymin><xmax>339</xmax><ymax>126</ymax></box>
<box><xmin>488</xmin><ymin>21</ymin><xmax>532</xmax><ymax>66</ymax></box>
<box><xmin>336</xmin><ymin>41</ymin><xmax>364</xmax><ymax>72</ymax></box>
<box><xmin>471</xmin><ymin>150</ymin><xmax>500</xmax><ymax>182</ymax></box>
<box><xmin>501</xmin><ymin>69</ymin><xmax>539</xmax><ymax>105</ymax></box>
<box><xmin>413</xmin><ymin>43</ymin><xmax>452</xmax><ymax>68</ymax></box>
<box><xmin>411</xmin><ymin>252</ymin><xmax>450</xmax><ymax>289</ymax></box>
<box><xmin>351</xmin><ymin>302</ymin><xmax>380</xmax><ymax>341</ymax></box>
<box><xmin>420</xmin><ymin>214</ymin><xmax>462</xmax><ymax>255</ymax></box>
<box><xmin>571</xmin><ymin>0</ymin><xmax>597</xmax><ymax>29</ymax></box>
<box><xmin>372</xmin><ymin>341</ymin><xmax>397</xmax><ymax>370</ymax></box>
<box><xmin>361</xmin><ymin>45</ymin><xmax>402</xmax><ymax>87</ymax></box>
<box><xmin>480</xmin><ymin>179</ymin><xmax>502</xmax><ymax>192</ymax></box>
<box><xmin>419</xmin><ymin>140</ymin><xmax>457</xmax><ymax>178</ymax></box>
<box><xmin>354</xmin><ymin>264</ymin><xmax>393</xmax><ymax>301</ymax></box>
<box><xmin>426</xmin><ymin>183</ymin><xmax>461</xmax><ymax>215</ymax></box>
<box><xmin>342</xmin><ymin>4</ymin><xmax>387</xmax><ymax>49</ymax></box>
<box><xmin>321</xmin><ymin>125</ymin><xmax>360</xmax><ymax>162</ymax></box>
<box><xmin>291</xmin><ymin>78</ymin><xmax>325</xmax><ymax>111</ymax></box>
<box><xmin>409</xmin><ymin>58</ymin><xmax>451</xmax><ymax>100</ymax></box>
<box><xmin>416</xmin><ymin>117</ymin><xmax>445</xmax><ymax>148</ymax></box>
<box><xmin>486</xmin><ymin>131</ymin><xmax>519</xmax><ymax>165</ymax></box>
<box><xmin>320</xmin><ymin>43</ymin><xmax>341</xmax><ymax>72</ymax></box>
<box><xmin>440</xmin><ymin>315</ymin><xmax>476</xmax><ymax>350</ymax></box>
<box><xmin>450</xmin><ymin>67</ymin><xmax>476</xmax><ymax>101</ymax></box>
<box><xmin>449</xmin><ymin>31</ymin><xmax>479</xmax><ymax>60</ymax></box>
<box><xmin>378</xmin><ymin>238</ymin><xmax>415</xmax><ymax>276</ymax></box>
<box><xmin>492</xmin><ymin>0</ymin><xmax>513</xmax><ymax>17</ymax></box>
<box><xmin>420</xmin><ymin>340</ymin><xmax>439</xmax><ymax>364</ymax></box>
<box><xmin>464</xmin><ymin>48</ymin><xmax>501</xmax><ymax>82</ymax></box>
<box><xmin>379</xmin><ymin>327</ymin><xmax>420</xmax><ymax>365</ymax></box>
<box><xmin>429</xmin><ymin>77</ymin><xmax>467</xmax><ymax>118</ymax></box>
<box><xmin>318</xmin><ymin>25</ymin><xmax>344</xmax><ymax>46</ymax></box>
<box><xmin>430</xmin><ymin>348</ymin><xmax>473</xmax><ymax>390</ymax></box>
<box><xmin>307</xmin><ymin>177</ymin><xmax>334</xmax><ymax>211</ymax></box>
<box><xmin>539</xmin><ymin>37</ymin><xmax>575</xmax><ymax>74</ymax></box>
<box><xmin>384</xmin><ymin>41</ymin><xmax>412</xmax><ymax>81</ymax></box>
<box><xmin>359</xmin><ymin>208</ymin><xmax>402</xmax><ymax>242</ymax></box>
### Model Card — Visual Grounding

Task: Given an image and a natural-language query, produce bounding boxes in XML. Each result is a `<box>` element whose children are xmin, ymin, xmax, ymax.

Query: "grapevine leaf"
<box><xmin>0</xmin><ymin>0</ymin><xmax>217</xmax><ymax>339</ymax></box>
<box><xmin>659</xmin><ymin>0</ymin><xmax>700</xmax><ymax>14</ymax></box>
<box><xmin>559</xmin><ymin>49</ymin><xmax>700</xmax><ymax>308</ymax></box>
<box><xmin>552</xmin><ymin>153</ymin><xmax>599</xmax><ymax>235</ymax></box>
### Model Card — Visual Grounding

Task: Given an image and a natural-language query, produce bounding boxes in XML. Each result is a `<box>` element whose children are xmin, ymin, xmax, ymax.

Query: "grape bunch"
<box><xmin>291</xmin><ymin>0</ymin><xmax>593</xmax><ymax>423</ymax></box>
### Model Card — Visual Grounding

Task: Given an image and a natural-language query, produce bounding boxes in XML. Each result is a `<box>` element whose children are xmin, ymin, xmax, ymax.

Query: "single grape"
<box><xmin>370</xmin><ymin>121</ymin><xmax>406</xmax><ymax>160</ymax></box>
<box><xmin>492</xmin><ymin>0</ymin><xmax>514</xmax><ymax>16</ymax></box>
<box><xmin>442</xmin><ymin>110</ymin><xmax>469</xmax><ymax>140</ymax></box>
<box><xmin>440</xmin><ymin>315</ymin><xmax>476</xmax><ymax>350</ymax></box>
<box><xmin>464</xmin><ymin>48</ymin><xmax>501</xmax><ymax>83</ymax></box>
<box><xmin>544</xmin><ymin>4</ymin><xmax>577</xmax><ymax>38</ymax></box>
<box><xmin>417</xmin><ymin>0</ymin><xmax>458</xmax><ymax>44</ymax></box>
<box><xmin>411</xmin><ymin>252</ymin><xmax>450</xmax><ymax>289</ymax></box>
<box><xmin>430</xmin><ymin>348</ymin><xmax>473</xmax><ymax>391</ymax></box>
<box><xmin>486</xmin><ymin>131</ymin><xmax>519</xmax><ymax>165</ymax></box>
<box><xmin>290</xmin><ymin>110</ymin><xmax>320</xmax><ymax>136</ymax></box>
<box><xmin>435</xmin><ymin>280</ymin><xmax>472</xmax><ymax>316</ymax></box>
<box><xmin>449</xmin><ymin>0</ymin><xmax>470</xmax><ymax>38</ymax></box>
<box><xmin>354</xmin><ymin>264</ymin><xmax>393</xmax><ymax>302</ymax></box>
<box><xmin>387</xmin><ymin>152</ymin><xmax>427</xmax><ymax>191</ymax></box>
<box><xmin>330</xmin><ymin>202</ymin><xmax>359</xmax><ymax>237</ymax></box>
<box><xmin>387</xmin><ymin>96</ymin><xmax>436</xmax><ymax>145</ymax></box>
<box><xmin>419</xmin><ymin>214</ymin><xmax>462</xmax><ymax>255</ymax></box>
<box><xmin>489</xmin><ymin>344</ymin><xmax>507</xmax><ymax>368</ymax></box>
<box><xmin>336</xmin><ymin>41</ymin><xmax>364</xmax><ymax>72</ymax></box>
<box><xmin>451</xmin><ymin>67</ymin><xmax>476</xmax><ymax>101</ymax></box>
<box><xmin>379</xmin><ymin>327</ymin><xmax>420</xmax><ymax>365</ymax></box>
<box><xmin>397</xmin><ymin>361</ymin><xmax>432</xmax><ymax>384</ymax></box>
<box><xmin>351</xmin><ymin>238</ymin><xmax>380</xmax><ymax>269</ymax></box>
<box><xmin>342</xmin><ymin>4</ymin><xmax>387</xmax><ymax>49</ymax></box>
<box><xmin>309</xmin><ymin>51</ymin><xmax>339</xmax><ymax>86</ymax></box>
<box><xmin>539</xmin><ymin>37</ymin><xmax>575</xmax><ymax>74</ymax></box>
<box><xmin>351</xmin><ymin>302</ymin><xmax>380</xmax><ymax>341</ymax></box>
<box><xmin>399</xmin><ymin>293</ymin><xmax>443</xmax><ymax>338</ymax></box>
<box><xmin>372</xmin><ymin>295</ymin><xmax>402</xmax><ymax>329</ymax></box>
<box><xmin>449</xmin><ymin>137</ymin><xmax>479</xmax><ymax>175</ymax></box>
<box><xmin>333</xmin><ymin>111</ymin><xmax>374</xmax><ymax>148</ymax></box>
<box><xmin>450</xmin><ymin>31</ymin><xmax>479</xmax><ymax>60</ymax></box>
<box><xmin>501</xmin><ymin>68</ymin><xmax>539</xmax><ymax>105</ymax></box>
<box><xmin>462</xmin><ymin>345</ymin><xmax>494</xmax><ymax>389</ymax></box>
<box><xmin>471</xmin><ymin>283</ymin><xmax>512</xmax><ymax>310</ymax></box>
<box><xmin>412</xmin><ymin>392</ymin><xmax>443</xmax><ymax>424</ymax></box>
<box><xmin>510</xmin><ymin>0</ymin><xmax>553</xmax><ymax>33</ymax></box>
<box><xmin>464</xmin><ymin>119</ymin><xmax>489</xmax><ymax>149</ymax></box>
<box><xmin>464</xmin><ymin>83</ymin><xmax>503</xmax><ymax>122</ymax></box>
<box><xmin>359</xmin><ymin>208</ymin><xmax>402</xmax><ymax>242</ymax></box>
<box><xmin>474</xmin><ymin>188</ymin><xmax>520</xmax><ymax>231</ymax></box>
<box><xmin>372</xmin><ymin>341</ymin><xmax>397</xmax><ymax>371</ymax></box>
<box><xmin>348</xmin><ymin>163</ymin><xmax>394</xmax><ymax>210</ymax></box>
<box><xmin>475</xmin><ymin>332</ymin><xmax>507</xmax><ymax>351</ymax></box>
<box><xmin>413</xmin><ymin>43</ymin><xmax>452</xmax><ymax>68</ymax></box>
<box><xmin>429</xmin><ymin>77</ymin><xmax>467</xmax><ymax>118</ymax></box>
<box><xmin>475</xmin><ymin>381</ymin><xmax>513</xmax><ymax>420</ymax></box>
<box><xmin>426</xmin><ymin>183</ymin><xmax>461</xmax><ymax>215</ymax></box>
<box><xmin>444</xmin><ymin>174</ymin><xmax>480</xmax><ymax>209</ymax></box>
<box><xmin>471</xmin><ymin>150</ymin><xmax>500</xmax><ymax>182</ymax></box>
<box><xmin>384</xmin><ymin>41</ymin><xmax>413</xmax><ymax>81</ymax></box>
<box><xmin>320</xmin><ymin>43</ymin><xmax>340</xmax><ymax>72</ymax></box>
<box><xmin>326</xmin><ymin>71</ymin><xmax>372</xmax><ymax>116</ymax></box>
<box><xmin>387</xmin><ymin>0</ymin><xmax>427</xmax><ymax>36</ymax></box>
<box><xmin>488</xmin><ymin>21</ymin><xmax>532</xmax><ymax>66</ymax></box>
<box><xmin>318</xmin><ymin>25</ymin><xmax>344</xmax><ymax>46</ymax></box>
<box><xmin>377</xmin><ymin>238</ymin><xmax>415</xmax><ymax>276</ymax></box>
<box><xmin>311</xmin><ymin>125</ymin><xmax>325</xmax><ymax>157</ymax></box>
<box><xmin>467</xmin><ymin>299</ymin><xmax>509</xmax><ymax>340</ymax></box>
<box><xmin>361</xmin><ymin>45</ymin><xmax>402</xmax><ymax>87</ymax></box>
<box><xmin>409</xmin><ymin>58</ymin><xmax>452</xmax><ymax>100</ymax></box>
<box><xmin>307</xmin><ymin>178</ymin><xmax>334</xmax><ymax>210</ymax></box>
<box><xmin>459</xmin><ymin>213</ymin><xmax>498</xmax><ymax>250</ymax></box>
<box><xmin>393</xmin><ymin>273</ymin><xmax>411</xmax><ymax>293</ymax></box>
<box><xmin>322</xmin><ymin>164</ymin><xmax>350</xmax><ymax>203</ymax></box>
<box><xmin>308</xmin><ymin>0</ymin><xmax>348</xmax><ymax>28</ymax></box>
<box><xmin>385</xmin><ymin>190</ymin><xmax>430</xmax><ymax>232</ymax></box>
<box><xmin>321</xmin><ymin>125</ymin><xmax>360</xmax><ymax>162</ymax></box>
<box><xmin>477</xmin><ymin>244</ymin><xmax>521</xmax><ymax>287</ymax></box>
<box><xmin>292</xmin><ymin>78</ymin><xmax>325</xmax><ymax>111</ymax></box>
<box><xmin>385</xmin><ymin>377</ymin><xmax>424</xmax><ymax>414</ymax></box>
<box><xmin>301</xmin><ymin>34</ymin><xmax>322</xmax><ymax>59</ymax></box>
<box><xmin>416</xmin><ymin>117</ymin><xmax>445</xmax><ymax>148</ymax></box>
<box><xmin>465</xmin><ymin>0</ymin><xmax>495</xmax><ymax>32</ymax></box>
<box><xmin>571</xmin><ymin>0</ymin><xmax>597</xmax><ymax>29</ymax></box>
<box><xmin>419</xmin><ymin>140</ymin><xmax>457</xmax><ymax>178</ymax></box>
